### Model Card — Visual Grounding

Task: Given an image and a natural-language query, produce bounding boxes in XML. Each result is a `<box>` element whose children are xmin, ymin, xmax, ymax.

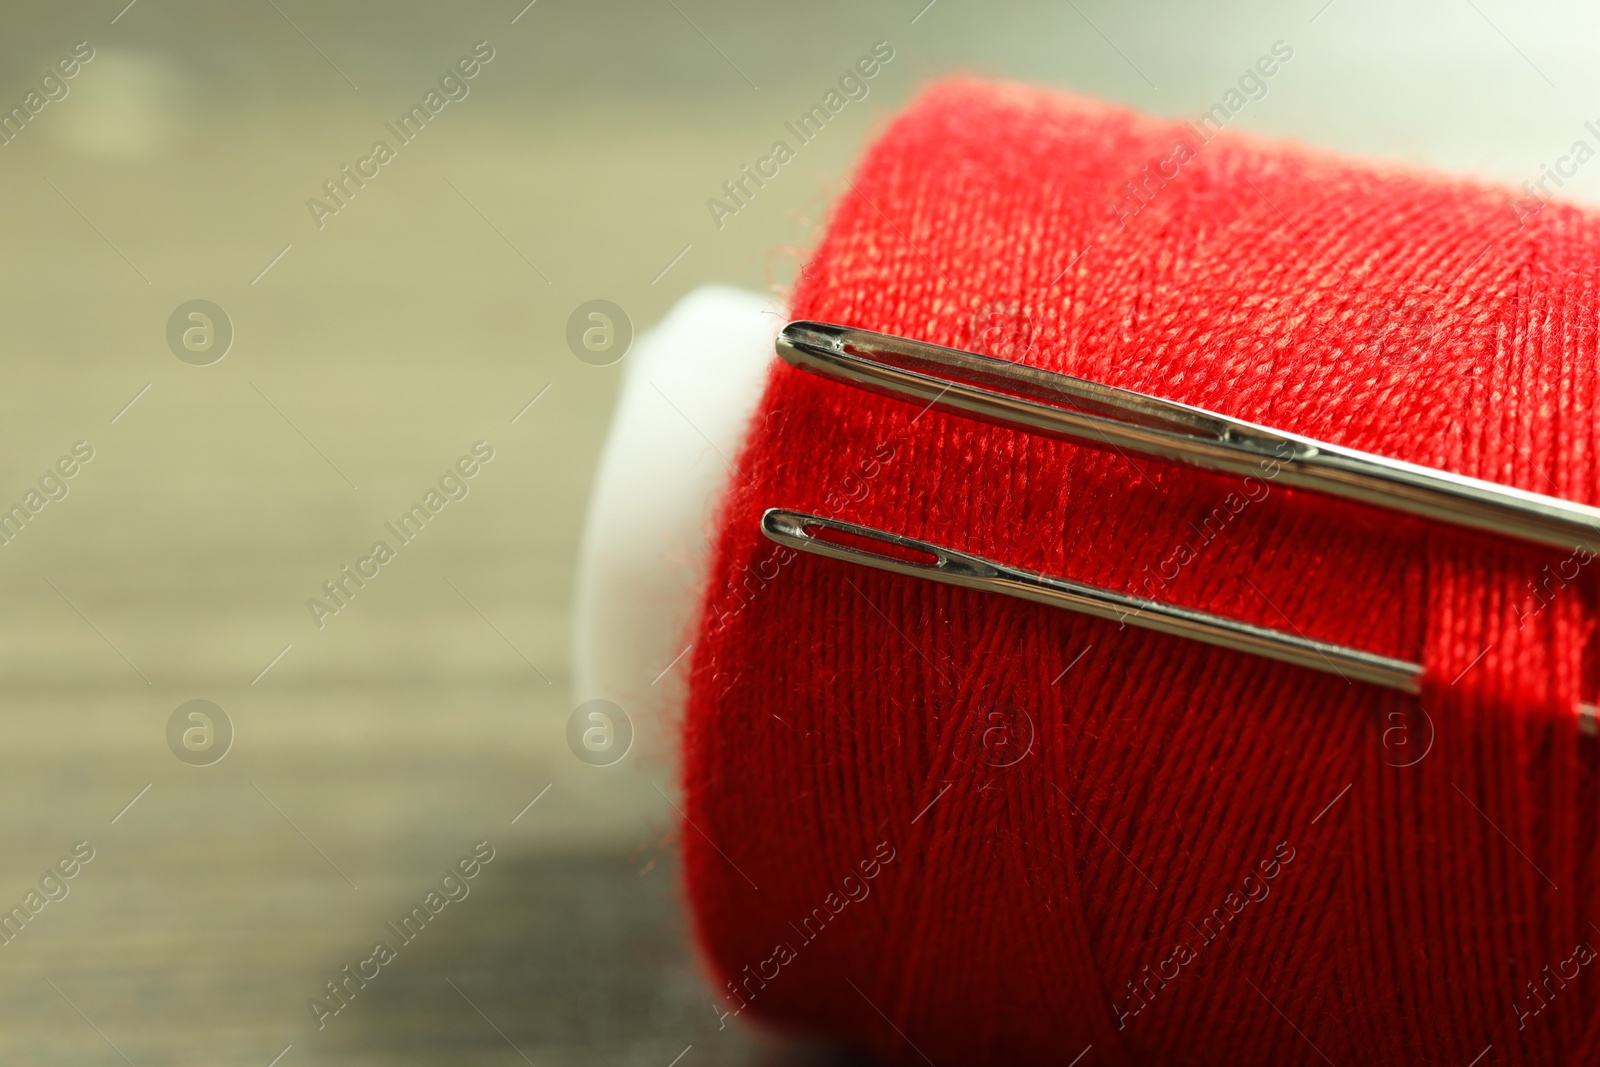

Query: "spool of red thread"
<box><xmin>682</xmin><ymin>79</ymin><xmax>1600</xmax><ymax>1066</ymax></box>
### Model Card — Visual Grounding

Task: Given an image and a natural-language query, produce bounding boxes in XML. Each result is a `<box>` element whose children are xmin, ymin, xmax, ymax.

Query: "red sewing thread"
<box><xmin>683</xmin><ymin>79</ymin><xmax>1600</xmax><ymax>1066</ymax></box>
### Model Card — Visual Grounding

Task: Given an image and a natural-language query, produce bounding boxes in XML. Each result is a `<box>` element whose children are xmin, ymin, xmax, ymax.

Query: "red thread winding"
<box><xmin>683</xmin><ymin>80</ymin><xmax>1600</xmax><ymax>1066</ymax></box>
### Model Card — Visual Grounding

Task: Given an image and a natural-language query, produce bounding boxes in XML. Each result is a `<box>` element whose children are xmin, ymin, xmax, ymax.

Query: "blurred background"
<box><xmin>1</xmin><ymin>0</ymin><xmax>1597</xmax><ymax>1062</ymax></box>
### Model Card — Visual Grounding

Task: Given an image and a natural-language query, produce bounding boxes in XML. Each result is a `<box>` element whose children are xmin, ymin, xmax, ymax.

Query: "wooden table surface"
<box><xmin>0</xmin><ymin>0</ymin><xmax>1588</xmax><ymax>1062</ymax></box>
